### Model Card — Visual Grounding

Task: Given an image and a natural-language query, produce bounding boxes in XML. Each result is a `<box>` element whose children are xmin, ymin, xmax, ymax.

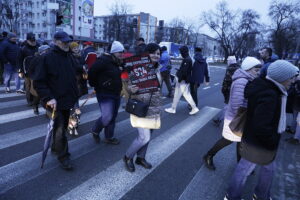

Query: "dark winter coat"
<box><xmin>73</xmin><ymin>54</ymin><xmax>88</xmax><ymax>97</ymax></box>
<box><xmin>240</xmin><ymin>77</ymin><xmax>282</xmax><ymax>165</ymax></box>
<box><xmin>190</xmin><ymin>52</ymin><xmax>209</xmax><ymax>84</ymax></box>
<box><xmin>176</xmin><ymin>56</ymin><xmax>193</xmax><ymax>83</ymax></box>
<box><xmin>0</xmin><ymin>40</ymin><xmax>20</xmax><ymax>67</ymax></box>
<box><xmin>135</xmin><ymin>43</ymin><xmax>146</xmax><ymax>55</ymax></box>
<box><xmin>221</xmin><ymin>63</ymin><xmax>240</xmax><ymax>104</ymax></box>
<box><xmin>260</xmin><ymin>55</ymin><xmax>278</xmax><ymax>78</ymax></box>
<box><xmin>88</xmin><ymin>53</ymin><xmax>122</xmax><ymax>96</ymax></box>
<box><xmin>287</xmin><ymin>80</ymin><xmax>300</xmax><ymax>112</ymax></box>
<box><xmin>18</xmin><ymin>42</ymin><xmax>39</xmax><ymax>74</ymax></box>
<box><xmin>33</xmin><ymin>46</ymin><xmax>79</xmax><ymax>110</ymax></box>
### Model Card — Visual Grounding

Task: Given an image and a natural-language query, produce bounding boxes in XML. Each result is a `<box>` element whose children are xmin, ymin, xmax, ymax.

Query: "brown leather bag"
<box><xmin>229</xmin><ymin>107</ymin><xmax>247</xmax><ymax>137</ymax></box>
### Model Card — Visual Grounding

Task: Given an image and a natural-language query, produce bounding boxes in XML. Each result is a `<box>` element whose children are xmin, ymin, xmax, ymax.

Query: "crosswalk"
<box><xmin>0</xmin><ymin>65</ymin><xmax>298</xmax><ymax>200</ymax></box>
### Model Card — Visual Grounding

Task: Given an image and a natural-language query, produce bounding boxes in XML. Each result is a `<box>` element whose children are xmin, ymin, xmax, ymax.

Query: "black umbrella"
<box><xmin>41</xmin><ymin>109</ymin><xmax>55</xmax><ymax>169</ymax></box>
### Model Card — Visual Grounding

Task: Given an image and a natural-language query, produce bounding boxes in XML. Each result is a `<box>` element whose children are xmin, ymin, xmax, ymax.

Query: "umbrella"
<box><xmin>41</xmin><ymin>109</ymin><xmax>56</xmax><ymax>169</ymax></box>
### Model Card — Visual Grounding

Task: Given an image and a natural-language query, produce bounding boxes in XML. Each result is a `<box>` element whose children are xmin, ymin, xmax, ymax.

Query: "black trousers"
<box><xmin>190</xmin><ymin>83</ymin><xmax>200</xmax><ymax>106</ymax></box>
<box><xmin>207</xmin><ymin>137</ymin><xmax>241</xmax><ymax>162</ymax></box>
<box><xmin>0</xmin><ymin>61</ymin><xmax>3</xmax><ymax>84</ymax></box>
<box><xmin>24</xmin><ymin>76</ymin><xmax>33</xmax><ymax>104</ymax></box>
<box><xmin>160</xmin><ymin>70</ymin><xmax>172</xmax><ymax>95</ymax></box>
<box><xmin>51</xmin><ymin>109</ymin><xmax>71</xmax><ymax>162</ymax></box>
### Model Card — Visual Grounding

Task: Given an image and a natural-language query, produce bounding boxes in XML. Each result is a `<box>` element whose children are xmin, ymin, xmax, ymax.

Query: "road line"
<box><xmin>203</xmin><ymin>86</ymin><xmax>211</xmax><ymax>90</ymax></box>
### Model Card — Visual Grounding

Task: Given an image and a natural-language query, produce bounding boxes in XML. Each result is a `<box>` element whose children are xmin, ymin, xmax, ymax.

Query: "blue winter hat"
<box><xmin>54</xmin><ymin>31</ymin><xmax>72</xmax><ymax>42</ymax></box>
<box><xmin>267</xmin><ymin>60</ymin><xmax>299</xmax><ymax>82</ymax></box>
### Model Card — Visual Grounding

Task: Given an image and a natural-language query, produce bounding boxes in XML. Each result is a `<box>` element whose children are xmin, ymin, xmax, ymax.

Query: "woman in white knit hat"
<box><xmin>203</xmin><ymin>57</ymin><xmax>262</xmax><ymax>170</ymax></box>
<box><xmin>225</xmin><ymin>60</ymin><xmax>299</xmax><ymax>200</ymax></box>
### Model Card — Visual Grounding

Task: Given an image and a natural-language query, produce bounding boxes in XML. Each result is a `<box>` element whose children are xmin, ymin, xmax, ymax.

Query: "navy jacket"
<box><xmin>190</xmin><ymin>52</ymin><xmax>209</xmax><ymax>84</ymax></box>
<box><xmin>176</xmin><ymin>56</ymin><xmax>193</xmax><ymax>83</ymax></box>
<box><xmin>33</xmin><ymin>46</ymin><xmax>79</xmax><ymax>110</ymax></box>
<box><xmin>18</xmin><ymin>42</ymin><xmax>39</xmax><ymax>74</ymax></box>
<box><xmin>0</xmin><ymin>40</ymin><xmax>20</xmax><ymax>67</ymax></box>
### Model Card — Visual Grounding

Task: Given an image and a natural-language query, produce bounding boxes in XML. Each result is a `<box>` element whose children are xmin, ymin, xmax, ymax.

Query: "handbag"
<box><xmin>229</xmin><ymin>107</ymin><xmax>247</xmax><ymax>137</ymax></box>
<box><xmin>125</xmin><ymin>92</ymin><xmax>153</xmax><ymax>117</ymax></box>
<box><xmin>130</xmin><ymin>114</ymin><xmax>161</xmax><ymax>129</ymax></box>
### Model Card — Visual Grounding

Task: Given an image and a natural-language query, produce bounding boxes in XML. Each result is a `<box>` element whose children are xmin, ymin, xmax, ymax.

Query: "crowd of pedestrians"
<box><xmin>1</xmin><ymin>30</ymin><xmax>300</xmax><ymax>200</ymax></box>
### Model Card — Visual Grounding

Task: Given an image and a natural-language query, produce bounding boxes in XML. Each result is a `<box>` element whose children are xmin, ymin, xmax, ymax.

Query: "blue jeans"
<box><xmin>92</xmin><ymin>93</ymin><xmax>120</xmax><ymax>139</ymax></box>
<box><xmin>227</xmin><ymin>158</ymin><xmax>275</xmax><ymax>200</ymax></box>
<box><xmin>3</xmin><ymin>64</ymin><xmax>20</xmax><ymax>90</ymax></box>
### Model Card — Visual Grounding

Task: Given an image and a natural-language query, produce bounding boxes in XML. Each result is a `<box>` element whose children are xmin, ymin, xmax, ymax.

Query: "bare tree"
<box><xmin>201</xmin><ymin>1</ymin><xmax>260</xmax><ymax>60</ymax></box>
<box><xmin>268</xmin><ymin>0</ymin><xmax>300</xmax><ymax>58</ymax></box>
<box><xmin>0</xmin><ymin>0</ymin><xmax>22</xmax><ymax>34</ymax></box>
<box><xmin>107</xmin><ymin>0</ymin><xmax>135</xmax><ymax>45</ymax></box>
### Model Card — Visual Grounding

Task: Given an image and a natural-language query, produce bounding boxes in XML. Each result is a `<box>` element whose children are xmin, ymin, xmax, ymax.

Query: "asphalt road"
<box><xmin>0</xmin><ymin>64</ymin><xmax>299</xmax><ymax>200</ymax></box>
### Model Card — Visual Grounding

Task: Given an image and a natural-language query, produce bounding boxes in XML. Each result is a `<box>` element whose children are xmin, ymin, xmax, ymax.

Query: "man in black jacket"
<box><xmin>135</xmin><ymin>37</ymin><xmax>146</xmax><ymax>55</ymax></box>
<box><xmin>225</xmin><ymin>60</ymin><xmax>299</xmax><ymax>200</ymax></box>
<box><xmin>165</xmin><ymin>46</ymin><xmax>199</xmax><ymax>115</ymax></box>
<box><xmin>33</xmin><ymin>31</ymin><xmax>78</xmax><ymax>170</ymax></box>
<box><xmin>88</xmin><ymin>41</ymin><xmax>124</xmax><ymax>145</ymax></box>
<box><xmin>18</xmin><ymin>32</ymin><xmax>39</xmax><ymax>106</ymax></box>
<box><xmin>0</xmin><ymin>33</ymin><xmax>23</xmax><ymax>93</ymax></box>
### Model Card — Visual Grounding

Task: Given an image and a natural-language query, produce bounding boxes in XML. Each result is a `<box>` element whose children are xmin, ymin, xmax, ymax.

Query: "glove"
<box><xmin>46</xmin><ymin>99</ymin><xmax>57</xmax><ymax>110</ymax></box>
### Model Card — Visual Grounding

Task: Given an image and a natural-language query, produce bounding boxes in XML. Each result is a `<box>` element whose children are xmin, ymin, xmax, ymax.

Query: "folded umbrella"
<box><xmin>41</xmin><ymin>109</ymin><xmax>56</xmax><ymax>169</ymax></box>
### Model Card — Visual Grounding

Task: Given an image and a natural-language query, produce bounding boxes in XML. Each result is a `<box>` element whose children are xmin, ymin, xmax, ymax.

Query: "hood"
<box><xmin>232</xmin><ymin>68</ymin><xmax>256</xmax><ymax>82</ymax></box>
<box><xmin>244</xmin><ymin>77</ymin><xmax>279</xmax><ymax>99</ymax></box>
<box><xmin>194</xmin><ymin>52</ymin><xmax>205</xmax><ymax>63</ymax></box>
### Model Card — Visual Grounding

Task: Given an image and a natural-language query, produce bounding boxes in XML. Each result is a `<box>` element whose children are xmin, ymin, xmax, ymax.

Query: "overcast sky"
<box><xmin>94</xmin><ymin>0</ymin><xmax>273</xmax><ymax>36</ymax></box>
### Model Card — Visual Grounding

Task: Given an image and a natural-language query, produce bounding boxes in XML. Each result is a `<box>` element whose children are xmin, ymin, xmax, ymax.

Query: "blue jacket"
<box><xmin>0</xmin><ymin>40</ymin><xmax>20</xmax><ymax>67</ymax></box>
<box><xmin>159</xmin><ymin>50</ymin><xmax>170</xmax><ymax>72</ymax></box>
<box><xmin>190</xmin><ymin>52</ymin><xmax>209</xmax><ymax>84</ymax></box>
<box><xmin>260</xmin><ymin>54</ymin><xmax>278</xmax><ymax>77</ymax></box>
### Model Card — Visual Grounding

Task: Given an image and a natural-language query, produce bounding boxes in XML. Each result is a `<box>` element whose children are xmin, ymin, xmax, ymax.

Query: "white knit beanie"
<box><xmin>241</xmin><ymin>57</ymin><xmax>261</xmax><ymax>71</ymax></box>
<box><xmin>227</xmin><ymin>56</ymin><xmax>237</xmax><ymax>65</ymax></box>
<box><xmin>267</xmin><ymin>60</ymin><xmax>299</xmax><ymax>82</ymax></box>
<box><xmin>110</xmin><ymin>41</ymin><xmax>124</xmax><ymax>53</ymax></box>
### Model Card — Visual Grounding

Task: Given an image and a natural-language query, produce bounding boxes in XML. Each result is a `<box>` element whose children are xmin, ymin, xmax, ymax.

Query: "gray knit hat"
<box><xmin>267</xmin><ymin>60</ymin><xmax>299</xmax><ymax>82</ymax></box>
<box><xmin>7</xmin><ymin>32</ymin><xmax>17</xmax><ymax>39</ymax></box>
<box><xmin>38</xmin><ymin>45</ymin><xmax>50</xmax><ymax>54</ymax></box>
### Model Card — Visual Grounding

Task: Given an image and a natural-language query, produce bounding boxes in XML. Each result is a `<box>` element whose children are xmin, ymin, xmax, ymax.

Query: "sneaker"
<box><xmin>60</xmin><ymin>159</ymin><xmax>73</xmax><ymax>171</ymax></box>
<box><xmin>5</xmin><ymin>87</ymin><xmax>11</xmax><ymax>93</ymax></box>
<box><xmin>104</xmin><ymin>138</ymin><xmax>120</xmax><ymax>145</ymax></box>
<box><xmin>91</xmin><ymin>132</ymin><xmax>100</xmax><ymax>143</ymax></box>
<box><xmin>33</xmin><ymin>107</ymin><xmax>39</xmax><ymax>115</ymax></box>
<box><xmin>16</xmin><ymin>89</ymin><xmax>25</xmax><ymax>94</ymax></box>
<box><xmin>189</xmin><ymin>107</ymin><xmax>199</xmax><ymax>115</ymax></box>
<box><xmin>224</xmin><ymin>194</ymin><xmax>244</xmax><ymax>200</ymax></box>
<box><xmin>165</xmin><ymin>107</ymin><xmax>176</xmax><ymax>114</ymax></box>
<box><xmin>203</xmin><ymin>154</ymin><xmax>216</xmax><ymax>170</ymax></box>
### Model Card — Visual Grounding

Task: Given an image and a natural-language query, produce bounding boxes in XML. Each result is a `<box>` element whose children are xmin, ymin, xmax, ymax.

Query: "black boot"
<box><xmin>91</xmin><ymin>132</ymin><xmax>100</xmax><ymax>143</ymax></box>
<box><xmin>33</xmin><ymin>106</ymin><xmax>39</xmax><ymax>115</ymax></box>
<box><xmin>135</xmin><ymin>157</ymin><xmax>152</xmax><ymax>169</ymax></box>
<box><xmin>203</xmin><ymin>154</ymin><xmax>216</xmax><ymax>170</ymax></box>
<box><xmin>59</xmin><ymin>158</ymin><xmax>73</xmax><ymax>171</ymax></box>
<box><xmin>123</xmin><ymin>156</ymin><xmax>135</xmax><ymax>172</ymax></box>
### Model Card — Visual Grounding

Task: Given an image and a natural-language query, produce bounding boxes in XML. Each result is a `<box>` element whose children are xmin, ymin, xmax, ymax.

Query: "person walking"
<box><xmin>0</xmin><ymin>33</ymin><xmax>23</xmax><ymax>93</ymax></box>
<box><xmin>33</xmin><ymin>31</ymin><xmax>78</xmax><ymax>170</ymax></box>
<box><xmin>18</xmin><ymin>32</ymin><xmax>39</xmax><ymax>106</ymax></box>
<box><xmin>81</xmin><ymin>41</ymin><xmax>97</xmax><ymax>71</ymax></box>
<box><xmin>259</xmin><ymin>47</ymin><xmax>277</xmax><ymax>77</ymax></box>
<box><xmin>213</xmin><ymin>56</ymin><xmax>240</xmax><ymax>126</ymax></box>
<box><xmin>203</xmin><ymin>57</ymin><xmax>261</xmax><ymax>170</ymax></box>
<box><xmin>27</xmin><ymin>45</ymin><xmax>50</xmax><ymax>115</ymax></box>
<box><xmin>135</xmin><ymin>37</ymin><xmax>146</xmax><ymax>55</ymax></box>
<box><xmin>190</xmin><ymin>47</ymin><xmax>210</xmax><ymax>107</ymax></box>
<box><xmin>70</xmin><ymin>41</ymin><xmax>88</xmax><ymax>115</ymax></box>
<box><xmin>88</xmin><ymin>41</ymin><xmax>124</xmax><ymax>145</ymax></box>
<box><xmin>165</xmin><ymin>46</ymin><xmax>199</xmax><ymax>115</ymax></box>
<box><xmin>224</xmin><ymin>60</ymin><xmax>299</xmax><ymax>200</ymax></box>
<box><xmin>123</xmin><ymin>43</ymin><xmax>162</xmax><ymax>172</ymax></box>
<box><xmin>159</xmin><ymin>46</ymin><xmax>173</xmax><ymax>98</ymax></box>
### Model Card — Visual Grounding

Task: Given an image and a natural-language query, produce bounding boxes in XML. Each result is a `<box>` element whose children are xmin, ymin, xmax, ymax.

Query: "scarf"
<box><xmin>266</xmin><ymin>76</ymin><xmax>288</xmax><ymax>134</ymax></box>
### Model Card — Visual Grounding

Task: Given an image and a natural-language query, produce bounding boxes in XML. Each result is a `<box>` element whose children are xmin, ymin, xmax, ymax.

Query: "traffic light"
<box><xmin>56</xmin><ymin>13</ymin><xmax>64</xmax><ymax>26</ymax></box>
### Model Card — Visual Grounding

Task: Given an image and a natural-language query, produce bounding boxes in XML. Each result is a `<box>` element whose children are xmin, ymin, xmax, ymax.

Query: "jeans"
<box><xmin>207</xmin><ymin>137</ymin><xmax>241</xmax><ymax>162</ymax></box>
<box><xmin>171</xmin><ymin>77</ymin><xmax>196</xmax><ymax>110</ymax></box>
<box><xmin>92</xmin><ymin>93</ymin><xmax>121</xmax><ymax>139</ymax></box>
<box><xmin>51</xmin><ymin>109</ymin><xmax>71</xmax><ymax>162</ymax></box>
<box><xmin>160</xmin><ymin>70</ymin><xmax>173</xmax><ymax>95</ymax></box>
<box><xmin>226</xmin><ymin>158</ymin><xmax>275</xmax><ymax>200</ymax></box>
<box><xmin>190</xmin><ymin>82</ymin><xmax>200</xmax><ymax>106</ymax></box>
<box><xmin>294</xmin><ymin>112</ymin><xmax>300</xmax><ymax>140</ymax></box>
<box><xmin>126</xmin><ymin>128</ymin><xmax>151</xmax><ymax>159</ymax></box>
<box><xmin>290</xmin><ymin>110</ymin><xmax>298</xmax><ymax>132</ymax></box>
<box><xmin>3</xmin><ymin>64</ymin><xmax>20</xmax><ymax>90</ymax></box>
